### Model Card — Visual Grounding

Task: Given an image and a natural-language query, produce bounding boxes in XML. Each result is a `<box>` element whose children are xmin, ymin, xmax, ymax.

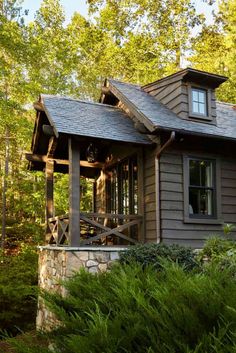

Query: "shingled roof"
<box><xmin>108</xmin><ymin>79</ymin><xmax>236</xmax><ymax>141</ymax></box>
<box><xmin>41</xmin><ymin>95</ymin><xmax>152</xmax><ymax>145</ymax></box>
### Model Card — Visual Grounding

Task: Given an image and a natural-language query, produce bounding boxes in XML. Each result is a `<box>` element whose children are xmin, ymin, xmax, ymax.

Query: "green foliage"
<box><xmin>189</xmin><ymin>0</ymin><xmax>236</xmax><ymax>103</ymax></box>
<box><xmin>223</xmin><ymin>223</ymin><xmax>235</xmax><ymax>236</ymax></box>
<box><xmin>12</xmin><ymin>262</ymin><xmax>236</xmax><ymax>353</ymax></box>
<box><xmin>198</xmin><ymin>236</ymin><xmax>236</xmax><ymax>276</ymax></box>
<box><xmin>199</xmin><ymin>236</ymin><xmax>236</xmax><ymax>260</ymax></box>
<box><xmin>119</xmin><ymin>243</ymin><xmax>198</xmax><ymax>271</ymax></box>
<box><xmin>0</xmin><ymin>245</ymin><xmax>38</xmax><ymax>335</ymax></box>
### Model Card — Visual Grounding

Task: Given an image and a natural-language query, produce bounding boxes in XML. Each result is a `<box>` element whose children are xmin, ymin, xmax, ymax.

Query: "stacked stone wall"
<box><xmin>37</xmin><ymin>246</ymin><xmax>126</xmax><ymax>330</ymax></box>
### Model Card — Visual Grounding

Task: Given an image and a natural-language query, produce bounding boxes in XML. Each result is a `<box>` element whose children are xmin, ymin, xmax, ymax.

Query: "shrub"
<box><xmin>10</xmin><ymin>261</ymin><xmax>236</xmax><ymax>353</ymax></box>
<box><xmin>119</xmin><ymin>243</ymin><xmax>198</xmax><ymax>271</ymax></box>
<box><xmin>199</xmin><ymin>236</ymin><xmax>236</xmax><ymax>260</ymax></box>
<box><xmin>198</xmin><ymin>236</ymin><xmax>236</xmax><ymax>275</ymax></box>
<box><xmin>0</xmin><ymin>245</ymin><xmax>38</xmax><ymax>335</ymax></box>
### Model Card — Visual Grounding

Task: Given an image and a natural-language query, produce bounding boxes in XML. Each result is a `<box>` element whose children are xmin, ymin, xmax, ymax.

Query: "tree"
<box><xmin>65</xmin><ymin>0</ymin><xmax>205</xmax><ymax>99</ymax></box>
<box><xmin>24</xmin><ymin>0</ymin><xmax>77</xmax><ymax>97</ymax></box>
<box><xmin>189</xmin><ymin>0</ymin><xmax>236</xmax><ymax>103</ymax></box>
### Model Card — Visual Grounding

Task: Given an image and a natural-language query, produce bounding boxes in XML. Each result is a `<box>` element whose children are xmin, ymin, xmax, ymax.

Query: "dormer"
<box><xmin>142</xmin><ymin>68</ymin><xmax>228</xmax><ymax>125</ymax></box>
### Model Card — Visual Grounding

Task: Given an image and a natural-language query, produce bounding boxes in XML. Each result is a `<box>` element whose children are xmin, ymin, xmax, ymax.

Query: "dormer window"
<box><xmin>192</xmin><ymin>88</ymin><xmax>207</xmax><ymax>116</ymax></box>
<box><xmin>188</xmin><ymin>86</ymin><xmax>212</xmax><ymax>121</ymax></box>
<box><xmin>142</xmin><ymin>68</ymin><xmax>228</xmax><ymax>125</ymax></box>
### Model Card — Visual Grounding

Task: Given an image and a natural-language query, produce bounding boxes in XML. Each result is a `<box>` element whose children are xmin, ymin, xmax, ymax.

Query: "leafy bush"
<box><xmin>199</xmin><ymin>236</ymin><xmax>236</xmax><ymax>261</ymax></box>
<box><xmin>119</xmin><ymin>243</ymin><xmax>198</xmax><ymax>271</ymax></box>
<box><xmin>11</xmin><ymin>261</ymin><xmax>236</xmax><ymax>353</ymax></box>
<box><xmin>0</xmin><ymin>245</ymin><xmax>38</xmax><ymax>335</ymax></box>
<box><xmin>198</xmin><ymin>236</ymin><xmax>236</xmax><ymax>275</ymax></box>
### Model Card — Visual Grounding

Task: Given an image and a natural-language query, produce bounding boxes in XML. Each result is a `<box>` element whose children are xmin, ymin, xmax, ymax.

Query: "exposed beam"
<box><xmin>101</xmin><ymin>86</ymin><xmax>113</xmax><ymax>96</ymax></box>
<box><xmin>33</xmin><ymin>102</ymin><xmax>45</xmax><ymax>112</ymax></box>
<box><xmin>47</xmin><ymin>137</ymin><xmax>57</xmax><ymax>158</ymax></box>
<box><xmin>25</xmin><ymin>153</ymin><xmax>104</xmax><ymax>168</ymax></box>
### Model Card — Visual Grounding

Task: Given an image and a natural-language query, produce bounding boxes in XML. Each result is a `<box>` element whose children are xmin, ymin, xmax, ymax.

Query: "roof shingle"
<box><xmin>109</xmin><ymin>79</ymin><xmax>236</xmax><ymax>141</ymax></box>
<box><xmin>41</xmin><ymin>95</ymin><xmax>152</xmax><ymax>145</ymax></box>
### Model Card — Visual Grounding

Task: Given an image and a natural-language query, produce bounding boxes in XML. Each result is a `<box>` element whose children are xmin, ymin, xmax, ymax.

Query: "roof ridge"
<box><xmin>41</xmin><ymin>94</ymin><xmax>120</xmax><ymax>109</ymax></box>
<box><xmin>108</xmin><ymin>78</ymin><xmax>141</xmax><ymax>88</ymax></box>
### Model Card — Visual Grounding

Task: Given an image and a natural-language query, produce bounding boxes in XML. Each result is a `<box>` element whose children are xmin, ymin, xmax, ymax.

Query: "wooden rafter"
<box><xmin>25</xmin><ymin>152</ymin><xmax>104</xmax><ymax>169</ymax></box>
<box><xmin>47</xmin><ymin>137</ymin><xmax>57</xmax><ymax>158</ymax></box>
<box><xmin>33</xmin><ymin>102</ymin><xmax>45</xmax><ymax>112</ymax></box>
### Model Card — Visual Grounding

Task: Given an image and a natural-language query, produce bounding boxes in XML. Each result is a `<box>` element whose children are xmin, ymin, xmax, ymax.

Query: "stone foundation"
<box><xmin>37</xmin><ymin>246</ymin><xmax>127</xmax><ymax>330</ymax></box>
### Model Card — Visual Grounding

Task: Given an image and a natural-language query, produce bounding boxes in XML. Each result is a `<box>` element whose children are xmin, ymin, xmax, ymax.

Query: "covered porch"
<box><xmin>27</xmin><ymin>95</ymin><xmax>153</xmax><ymax>247</ymax></box>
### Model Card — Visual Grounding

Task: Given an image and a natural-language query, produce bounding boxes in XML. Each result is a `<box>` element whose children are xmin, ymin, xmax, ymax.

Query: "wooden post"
<box><xmin>45</xmin><ymin>160</ymin><xmax>54</xmax><ymax>239</ymax></box>
<box><xmin>69</xmin><ymin>138</ymin><xmax>80</xmax><ymax>246</ymax></box>
<box><xmin>137</xmin><ymin>148</ymin><xmax>145</xmax><ymax>243</ymax></box>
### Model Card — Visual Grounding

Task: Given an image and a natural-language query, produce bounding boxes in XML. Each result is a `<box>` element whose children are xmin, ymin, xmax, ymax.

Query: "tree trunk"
<box><xmin>1</xmin><ymin>126</ymin><xmax>10</xmax><ymax>249</ymax></box>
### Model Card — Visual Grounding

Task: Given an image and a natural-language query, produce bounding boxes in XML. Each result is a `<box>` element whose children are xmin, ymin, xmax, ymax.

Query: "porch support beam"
<box><xmin>137</xmin><ymin>148</ymin><xmax>145</xmax><ymax>242</ymax></box>
<box><xmin>68</xmin><ymin>138</ymin><xmax>80</xmax><ymax>246</ymax></box>
<box><xmin>45</xmin><ymin>159</ymin><xmax>54</xmax><ymax>240</ymax></box>
<box><xmin>25</xmin><ymin>153</ymin><xmax>103</xmax><ymax>169</ymax></box>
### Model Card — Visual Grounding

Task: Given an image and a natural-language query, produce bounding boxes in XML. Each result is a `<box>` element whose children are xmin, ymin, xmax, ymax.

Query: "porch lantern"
<box><xmin>86</xmin><ymin>143</ymin><xmax>98</xmax><ymax>163</ymax></box>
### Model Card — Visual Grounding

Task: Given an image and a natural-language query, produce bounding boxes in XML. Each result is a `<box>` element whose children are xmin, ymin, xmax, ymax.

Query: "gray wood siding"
<box><xmin>143</xmin><ymin>147</ymin><xmax>158</xmax><ymax>242</ymax></box>
<box><xmin>160</xmin><ymin>150</ymin><xmax>236</xmax><ymax>247</ymax></box>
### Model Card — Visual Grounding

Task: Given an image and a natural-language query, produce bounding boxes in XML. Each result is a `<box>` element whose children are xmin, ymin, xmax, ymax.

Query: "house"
<box><xmin>27</xmin><ymin>68</ymin><xmax>236</xmax><ymax>250</ymax></box>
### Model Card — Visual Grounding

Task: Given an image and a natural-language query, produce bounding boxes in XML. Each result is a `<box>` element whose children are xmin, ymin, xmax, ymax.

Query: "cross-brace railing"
<box><xmin>48</xmin><ymin>213</ymin><xmax>142</xmax><ymax>246</ymax></box>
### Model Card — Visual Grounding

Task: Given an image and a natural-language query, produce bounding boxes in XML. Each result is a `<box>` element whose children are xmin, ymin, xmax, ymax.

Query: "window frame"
<box><xmin>183</xmin><ymin>154</ymin><xmax>222</xmax><ymax>224</ymax></box>
<box><xmin>188</xmin><ymin>85</ymin><xmax>212</xmax><ymax>121</ymax></box>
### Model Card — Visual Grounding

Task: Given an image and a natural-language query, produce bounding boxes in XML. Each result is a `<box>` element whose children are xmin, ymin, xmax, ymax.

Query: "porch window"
<box><xmin>183</xmin><ymin>156</ymin><xmax>222</xmax><ymax>224</ymax></box>
<box><xmin>106</xmin><ymin>155</ymin><xmax>138</xmax><ymax>215</ymax></box>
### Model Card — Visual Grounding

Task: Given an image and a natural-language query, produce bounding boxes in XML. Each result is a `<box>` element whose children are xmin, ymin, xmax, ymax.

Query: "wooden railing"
<box><xmin>48</xmin><ymin>213</ymin><xmax>143</xmax><ymax>246</ymax></box>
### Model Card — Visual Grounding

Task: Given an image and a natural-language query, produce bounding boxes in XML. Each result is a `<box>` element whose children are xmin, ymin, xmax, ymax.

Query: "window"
<box><xmin>189</xmin><ymin>159</ymin><xmax>215</xmax><ymax>217</ymax></box>
<box><xmin>191</xmin><ymin>88</ymin><xmax>207</xmax><ymax>116</ymax></box>
<box><xmin>184</xmin><ymin>156</ymin><xmax>222</xmax><ymax>224</ymax></box>
<box><xmin>106</xmin><ymin>155</ymin><xmax>138</xmax><ymax>215</ymax></box>
<box><xmin>106</xmin><ymin>156</ymin><xmax>138</xmax><ymax>242</ymax></box>
<box><xmin>188</xmin><ymin>86</ymin><xmax>213</xmax><ymax>121</ymax></box>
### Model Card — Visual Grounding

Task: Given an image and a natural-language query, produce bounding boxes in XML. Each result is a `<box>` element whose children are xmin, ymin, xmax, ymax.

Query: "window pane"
<box><xmin>199</xmin><ymin>103</ymin><xmax>205</xmax><ymax>115</ymax></box>
<box><xmin>193</xmin><ymin>102</ymin><xmax>199</xmax><ymax>113</ymax></box>
<box><xmin>192</xmin><ymin>90</ymin><xmax>198</xmax><ymax>102</ymax></box>
<box><xmin>198</xmin><ymin>91</ymin><xmax>205</xmax><ymax>103</ymax></box>
<box><xmin>122</xmin><ymin>162</ymin><xmax>129</xmax><ymax>215</ymax></box>
<box><xmin>189</xmin><ymin>188</ymin><xmax>199</xmax><ymax>214</ymax></box>
<box><xmin>201</xmin><ymin>161</ymin><xmax>213</xmax><ymax>187</ymax></box>
<box><xmin>189</xmin><ymin>188</ymin><xmax>213</xmax><ymax>216</ymax></box>
<box><xmin>190</xmin><ymin>159</ymin><xmax>214</xmax><ymax>187</ymax></box>
<box><xmin>190</xmin><ymin>160</ymin><xmax>200</xmax><ymax>186</ymax></box>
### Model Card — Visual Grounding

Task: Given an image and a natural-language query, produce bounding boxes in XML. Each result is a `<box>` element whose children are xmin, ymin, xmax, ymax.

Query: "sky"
<box><xmin>22</xmin><ymin>0</ymin><xmax>88</xmax><ymax>23</ymax></box>
<box><xmin>22</xmin><ymin>0</ymin><xmax>217</xmax><ymax>25</ymax></box>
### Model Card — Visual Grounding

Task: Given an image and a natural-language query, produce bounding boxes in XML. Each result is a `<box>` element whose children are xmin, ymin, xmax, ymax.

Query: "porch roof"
<box><xmin>41</xmin><ymin>94</ymin><xmax>152</xmax><ymax>145</ymax></box>
<box><xmin>108</xmin><ymin>79</ymin><xmax>236</xmax><ymax>141</ymax></box>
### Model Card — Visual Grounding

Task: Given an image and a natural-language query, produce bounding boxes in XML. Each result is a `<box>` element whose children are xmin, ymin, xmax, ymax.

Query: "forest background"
<box><xmin>0</xmin><ymin>0</ymin><xmax>236</xmax><ymax>334</ymax></box>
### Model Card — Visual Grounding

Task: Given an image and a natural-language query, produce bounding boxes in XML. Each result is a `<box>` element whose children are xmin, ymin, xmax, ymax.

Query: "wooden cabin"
<box><xmin>27</xmin><ymin>68</ymin><xmax>236</xmax><ymax>248</ymax></box>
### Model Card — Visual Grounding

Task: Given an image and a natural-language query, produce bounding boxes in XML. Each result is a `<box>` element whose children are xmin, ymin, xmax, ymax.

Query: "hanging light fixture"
<box><xmin>86</xmin><ymin>143</ymin><xmax>98</xmax><ymax>163</ymax></box>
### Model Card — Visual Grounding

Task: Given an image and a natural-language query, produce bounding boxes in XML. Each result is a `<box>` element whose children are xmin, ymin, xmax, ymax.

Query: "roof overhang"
<box><xmin>143</xmin><ymin>68</ymin><xmax>228</xmax><ymax>90</ymax></box>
